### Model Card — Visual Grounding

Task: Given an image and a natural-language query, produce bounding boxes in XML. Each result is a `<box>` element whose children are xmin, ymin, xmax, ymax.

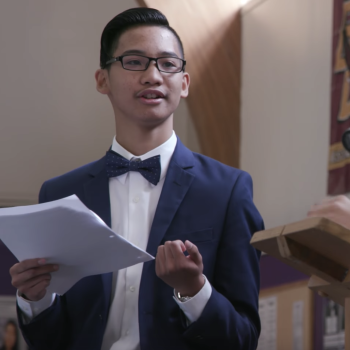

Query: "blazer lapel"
<box><xmin>146</xmin><ymin>139</ymin><xmax>196</xmax><ymax>257</ymax></box>
<box><xmin>83</xmin><ymin>156</ymin><xmax>111</xmax><ymax>228</ymax></box>
<box><xmin>83</xmin><ymin>156</ymin><xmax>112</xmax><ymax>308</ymax></box>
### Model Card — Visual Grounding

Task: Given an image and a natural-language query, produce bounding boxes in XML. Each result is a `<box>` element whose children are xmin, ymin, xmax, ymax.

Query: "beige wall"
<box><xmin>240</xmin><ymin>0</ymin><xmax>333</xmax><ymax>229</ymax></box>
<box><xmin>0</xmin><ymin>1</ymin><xmax>199</xmax><ymax>206</ymax></box>
<box><xmin>174</xmin><ymin>99</ymin><xmax>201</xmax><ymax>155</ymax></box>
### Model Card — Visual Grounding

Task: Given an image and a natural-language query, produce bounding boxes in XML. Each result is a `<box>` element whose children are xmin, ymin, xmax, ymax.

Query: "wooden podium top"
<box><xmin>251</xmin><ymin>217</ymin><xmax>350</xmax><ymax>301</ymax></box>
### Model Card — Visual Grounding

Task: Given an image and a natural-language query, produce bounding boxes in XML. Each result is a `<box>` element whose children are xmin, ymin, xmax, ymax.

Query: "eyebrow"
<box><xmin>121</xmin><ymin>49</ymin><xmax>180</xmax><ymax>58</ymax></box>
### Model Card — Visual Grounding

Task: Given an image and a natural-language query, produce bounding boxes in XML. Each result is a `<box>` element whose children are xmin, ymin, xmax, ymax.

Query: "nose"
<box><xmin>140</xmin><ymin>60</ymin><xmax>163</xmax><ymax>85</ymax></box>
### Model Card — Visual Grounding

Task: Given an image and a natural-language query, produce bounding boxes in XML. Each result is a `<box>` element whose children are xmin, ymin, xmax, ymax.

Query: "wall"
<box><xmin>242</xmin><ymin>2</ymin><xmax>332</xmax><ymax>348</ymax></box>
<box><xmin>0</xmin><ymin>0</ymin><xmax>199</xmax><ymax>207</ymax></box>
<box><xmin>240</xmin><ymin>0</ymin><xmax>333</xmax><ymax>229</ymax></box>
<box><xmin>174</xmin><ymin>99</ymin><xmax>201</xmax><ymax>155</ymax></box>
<box><xmin>0</xmin><ymin>0</ymin><xmax>334</xmax><ymax>238</ymax></box>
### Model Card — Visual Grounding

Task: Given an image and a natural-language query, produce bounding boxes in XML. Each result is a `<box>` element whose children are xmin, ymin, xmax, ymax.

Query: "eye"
<box><xmin>162</xmin><ymin>60</ymin><xmax>177</xmax><ymax>67</ymax></box>
<box><xmin>158</xmin><ymin>57</ymin><xmax>182</xmax><ymax>71</ymax></box>
<box><xmin>124</xmin><ymin>59</ymin><xmax>142</xmax><ymax>66</ymax></box>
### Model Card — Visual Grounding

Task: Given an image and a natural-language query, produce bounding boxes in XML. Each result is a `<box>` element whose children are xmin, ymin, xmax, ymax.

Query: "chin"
<box><xmin>137</xmin><ymin>111</ymin><xmax>173</xmax><ymax>127</ymax></box>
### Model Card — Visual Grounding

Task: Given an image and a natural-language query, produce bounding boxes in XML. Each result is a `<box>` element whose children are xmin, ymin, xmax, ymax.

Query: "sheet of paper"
<box><xmin>0</xmin><ymin>195</ymin><xmax>154</xmax><ymax>295</ymax></box>
<box><xmin>257</xmin><ymin>296</ymin><xmax>277</xmax><ymax>350</ymax></box>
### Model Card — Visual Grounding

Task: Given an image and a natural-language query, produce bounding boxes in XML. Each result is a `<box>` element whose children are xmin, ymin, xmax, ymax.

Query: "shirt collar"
<box><xmin>110</xmin><ymin>131</ymin><xmax>177</xmax><ymax>185</ymax></box>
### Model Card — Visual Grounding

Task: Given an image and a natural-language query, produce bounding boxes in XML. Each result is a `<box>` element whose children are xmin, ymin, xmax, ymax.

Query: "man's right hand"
<box><xmin>10</xmin><ymin>258</ymin><xmax>59</xmax><ymax>301</ymax></box>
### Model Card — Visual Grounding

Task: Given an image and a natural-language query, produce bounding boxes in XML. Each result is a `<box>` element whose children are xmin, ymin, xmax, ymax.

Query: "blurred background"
<box><xmin>0</xmin><ymin>0</ymin><xmax>332</xmax><ymax>229</ymax></box>
<box><xmin>0</xmin><ymin>0</ymin><xmax>341</xmax><ymax>349</ymax></box>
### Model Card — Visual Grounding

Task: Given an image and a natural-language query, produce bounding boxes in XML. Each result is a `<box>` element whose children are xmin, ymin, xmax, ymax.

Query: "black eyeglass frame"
<box><xmin>105</xmin><ymin>54</ymin><xmax>186</xmax><ymax>73</ymax></box>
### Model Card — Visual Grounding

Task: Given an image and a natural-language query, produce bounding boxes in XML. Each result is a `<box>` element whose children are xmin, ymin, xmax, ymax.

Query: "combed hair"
<box><xmin>100</xmin><ymin>7</ymin><xmax>185</xmax><ymax>69</ymax></box>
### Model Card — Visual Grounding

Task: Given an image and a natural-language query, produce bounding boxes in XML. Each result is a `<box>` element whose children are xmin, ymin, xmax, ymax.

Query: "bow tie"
<box><xmin>105</xmin><ymin>151</ymin><xmax>161</xmax><ymax>185</ymax></box>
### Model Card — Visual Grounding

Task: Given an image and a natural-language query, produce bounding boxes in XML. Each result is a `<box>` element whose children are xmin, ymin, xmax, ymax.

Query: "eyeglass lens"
<box><xmin>122</xmin><ymin>55</ymin><xmax>183</xmax><ymax>72</ymax></box>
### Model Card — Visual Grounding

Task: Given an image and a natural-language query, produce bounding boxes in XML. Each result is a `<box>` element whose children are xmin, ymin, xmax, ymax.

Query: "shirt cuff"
<box><xmin>173</xmin><ymin>275</ymin><xmax>212</xmax><ymax>324</ymax></box>
<box><xmin>17</xmin><ymin>291</ymin><xmax>56</xmax><ymax>324</ymax></box>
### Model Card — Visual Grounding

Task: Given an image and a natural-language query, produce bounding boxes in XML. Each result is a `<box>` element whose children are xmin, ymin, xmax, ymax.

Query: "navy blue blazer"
<box><xmin>19</xmin><ymin>138</ymin><xmax>263</xmax><ymax>350</ymax></box>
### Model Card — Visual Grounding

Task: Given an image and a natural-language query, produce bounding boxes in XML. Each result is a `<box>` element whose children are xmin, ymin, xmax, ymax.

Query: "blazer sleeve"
<box><xmin>182</xmin><ymin>171</ymin><xmax>263</xmax><ymax>349</ymax></box>
<box><xmin>18</xmin><ymin>181</ymin><xmax>70</xmax><ymax>350</ymax></box>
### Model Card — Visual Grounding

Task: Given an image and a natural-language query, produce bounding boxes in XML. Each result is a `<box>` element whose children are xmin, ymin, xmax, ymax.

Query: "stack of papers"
<box><xmin>0</xmin><ymin>195</ymin><xmax>154</xmax><ymax>295</ymax></box>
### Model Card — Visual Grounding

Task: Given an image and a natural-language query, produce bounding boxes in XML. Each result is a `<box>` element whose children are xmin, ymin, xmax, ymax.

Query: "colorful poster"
<box><xmin>329</xmin><ymin>0</ymin><xmax>350</xmax><ymax>194</ymax></box>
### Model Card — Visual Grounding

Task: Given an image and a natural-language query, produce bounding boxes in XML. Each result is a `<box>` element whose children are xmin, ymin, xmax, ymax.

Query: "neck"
<box><xmin>114</xmin><ymin>118</ymin><xmax>173</xmax><ymax>156</ymax></box>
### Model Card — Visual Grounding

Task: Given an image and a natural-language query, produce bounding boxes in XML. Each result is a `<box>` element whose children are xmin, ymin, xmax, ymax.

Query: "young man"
<box><xmin>10</xmin><ymin>8</ymin><xmax>263</xmax><ymax>350</ymax></box>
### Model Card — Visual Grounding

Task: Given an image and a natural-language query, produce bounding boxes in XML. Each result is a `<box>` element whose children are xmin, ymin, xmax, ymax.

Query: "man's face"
<box><xmin>97</xmin><ymin>25</ymin><xmax>190</xmax><ymax>128</ymax></box>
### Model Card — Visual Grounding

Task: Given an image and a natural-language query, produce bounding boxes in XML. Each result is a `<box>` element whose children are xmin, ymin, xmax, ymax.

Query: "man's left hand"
<box><xmin>307</xmin><ymin>195</ymin><xmax>350</xmax><ymax>229</ymax></box>
<box><xmin>155</xmin><ymin>240</ymin><xmax>205</xmax><ymax>297</ymax></box>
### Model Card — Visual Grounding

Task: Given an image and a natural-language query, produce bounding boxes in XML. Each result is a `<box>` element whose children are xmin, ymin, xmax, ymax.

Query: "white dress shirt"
<box><xmin>17</xmin><ymin>131</ymin><xmax>212</xmax><ymax>350</ymax></box>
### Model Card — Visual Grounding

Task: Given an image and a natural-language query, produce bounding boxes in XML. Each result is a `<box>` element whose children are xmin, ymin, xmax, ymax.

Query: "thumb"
<box><xmin>185</xmin><ymin>240</ymin><xmax>202</xmax><ymax>266</ymax></box>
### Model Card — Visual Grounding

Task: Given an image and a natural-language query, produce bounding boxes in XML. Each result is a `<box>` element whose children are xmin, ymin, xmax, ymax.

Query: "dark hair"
<box><xmin>100</xmin><ymin>8</ymin><xmax>184</xmax><ymax>69</ymax></box>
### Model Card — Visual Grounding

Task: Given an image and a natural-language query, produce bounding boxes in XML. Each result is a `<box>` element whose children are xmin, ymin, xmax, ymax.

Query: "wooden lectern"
<box><xmin>251</xmin><ymin>217</ymin><xmax>350</xmax><ymax>349</ymax></box>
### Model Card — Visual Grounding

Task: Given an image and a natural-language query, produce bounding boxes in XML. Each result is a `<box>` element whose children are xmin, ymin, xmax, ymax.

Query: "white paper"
<box><xmin>292</xmin><ymin>300</ymin><xmax>304</xmax><ymax>350</ymax></box>
<box><xmin>257</xmin><ymin>296</ymin><xmax>277</xmax><ymax>350</ymax></box>
<box><xmin>0</xmin><ymin>195</ymin><xmax>154</xmax><ymax>295</ymax></box>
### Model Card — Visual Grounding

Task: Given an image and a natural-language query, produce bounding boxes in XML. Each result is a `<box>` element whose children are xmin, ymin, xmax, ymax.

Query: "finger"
<box><xmin>321</xmin><ymin>196</ymin><xmax>336</xmax><ymax>204</ymax></box>
<box><xmin>22</xmin><ymin>280</ymin><xmax>50</xmax><ymax>301</ymax></box>
<box><xmin>185</xmin><ymin>240</ymin><xmax>202</xmax><ymax>266</ymax></box>
<box><xmin>164</xmin><ymin>241</ymin><xmax>176</xmax><ymax>269</ymax></box>
<box><xmin>322</xmin><ymin>195</ymin><xmax>349</xmax><ymax>204</ymax></box>
<box><xmin>30</xmin><ymin>283</ymin><xmax>48</xmax><ymax>300</ymax></box>
<box><xmin>17</xmin><ymin>274</ymin><xmax>51</xmax><ymax>295</ymax></box>
<box><xmin>309</xmin><ymin>196</ymin><xmax>339</xmax><ymax>211</ymax></box>
<box><xmin>155</xmin><ymin>245</ymin><xmax>166</xmax><ymax>276</ymax></box>
<box><xmin>178</xmin><ymin>240</ymin><xmax>186</xmax><ymax>252</ymax></box>
<box><xmin>307</xmin><ymin>202</ymin><xmax>333</xmax><ymax>216</ymax></box>
<box><xmin>167</xmin><ymin>241</ymin><xmax>186</xmax><ymax>261</ymax></box>
<box><xmin>12</xmin><ymin>264</ymin><xmax>58</xmax><ymax>286</ymax></box>
<box><xmin>307</xmin><ymin>210</ymin><xmax>331</xmax><ymax>219</ymax></box>
<box><xmin>307</xmin><ymin>208</ymin><xmax>323</xmax><ymax>217</ymax></box>
<box><xmin>10</xmin><ymin>258</ymin><xmax>47</xmax><ymax>276</ymax></box>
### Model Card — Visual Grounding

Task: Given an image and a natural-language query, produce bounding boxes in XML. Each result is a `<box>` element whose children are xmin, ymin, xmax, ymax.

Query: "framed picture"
<box><xmin>0</xmin><ymin>296</ymin><xmax>28</xmax><ymax>350</ymax></box>
<box><xmin>323</xmin><ymin>299</ymin><xmax>345</xmax><ymax>350</ymax></box>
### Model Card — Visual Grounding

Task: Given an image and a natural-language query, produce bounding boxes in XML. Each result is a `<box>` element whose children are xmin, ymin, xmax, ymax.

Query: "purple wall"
<box><xmin>260</xmin><ymin>254</ymin><xmax>309</xmax><ymax>289</ymax></box>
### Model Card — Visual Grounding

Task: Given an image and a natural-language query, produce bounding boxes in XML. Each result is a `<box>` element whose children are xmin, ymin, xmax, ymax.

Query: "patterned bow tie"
<box><xmin>105</xmin><ymin>151</ymin><xmax>161</xmax><ymax>185</ymax></box>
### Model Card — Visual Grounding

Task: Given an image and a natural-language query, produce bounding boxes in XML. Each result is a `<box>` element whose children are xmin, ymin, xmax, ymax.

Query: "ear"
<box><xmin>180</xmin><ymin>72</ymin><xmax>190</xmax><ymax>98</ymax></box>
<box><xmin>95</xmin><ymin>69</ymin><xmax>110</xmax><ymax>95</ymax></box>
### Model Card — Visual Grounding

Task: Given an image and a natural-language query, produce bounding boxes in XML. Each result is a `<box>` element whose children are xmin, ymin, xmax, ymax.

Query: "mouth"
<box><xmin>142</xmin><ymin>93</ymin><xmax>163</xmax><ymax>100</ymax></box>
<box><xmin>137</xmin><ymin>90</ymin><xmax>165</xmax><ymax>99</ymax></box>
<box><xmin>137</xmin><ymin>90</ymin><xmax>165</xmax><ymax>105</ymax></box>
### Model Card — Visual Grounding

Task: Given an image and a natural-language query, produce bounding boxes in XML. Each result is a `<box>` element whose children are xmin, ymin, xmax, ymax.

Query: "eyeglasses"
<box><xmin>105</xmin><ymin>54</ymin><xmax>186</xmax><ymax>73</ymax></box>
